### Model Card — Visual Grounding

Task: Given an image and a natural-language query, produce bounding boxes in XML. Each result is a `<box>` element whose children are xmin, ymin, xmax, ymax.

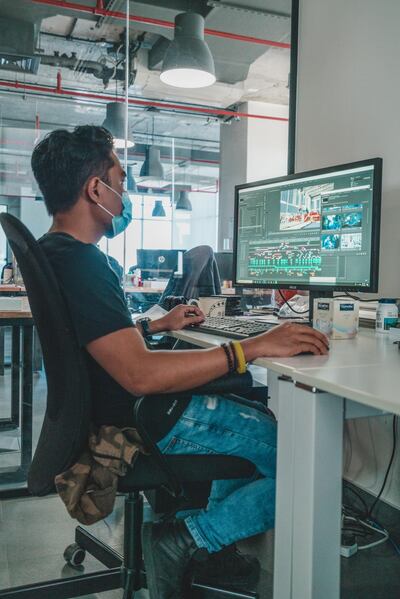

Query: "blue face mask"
<box><xmin>96</xmin><ymin>180</ymin><xmax>132</xmax><ymax>239</ymax></box>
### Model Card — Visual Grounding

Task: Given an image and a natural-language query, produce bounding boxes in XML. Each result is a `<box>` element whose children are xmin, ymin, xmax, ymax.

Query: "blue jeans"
<box><xmin>157</xmin><ymin>394</ymin><xmax>277</xmax><ymax>554</ymax></box>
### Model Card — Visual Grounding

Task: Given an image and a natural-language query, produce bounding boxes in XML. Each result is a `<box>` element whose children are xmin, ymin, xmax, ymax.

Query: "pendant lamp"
<box><xmin>161</xmin><ymin>13</ymin><xmax>216</xmax><ymax>89</ymax></box>
<box><xmin>152</xmin><ymin>199</ymin><xmax>166</xmax><ymax>217</ymax></box>
<box><xmin>176</xmin><ymin>189</ymin><xmax>192</xmax><ymax>211</ymax></box>
<box><xmin>103</xmin><ymin>102</ymin><xmax>134</xmax><ymax>148</ymax></box>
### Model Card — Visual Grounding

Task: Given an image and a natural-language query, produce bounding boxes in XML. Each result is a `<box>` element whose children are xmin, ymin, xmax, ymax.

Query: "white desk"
<box><xmin>169</xmin><ymin>326</ymin><xmax>399</xmax><ymax>599</ymax></box>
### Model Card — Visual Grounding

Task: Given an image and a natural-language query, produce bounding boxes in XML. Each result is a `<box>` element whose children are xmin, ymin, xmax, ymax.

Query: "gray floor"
<box><xmin>1</xmin><ymin>491</ymin><xmax>400</xmax><ymax>599</ymax></box>
<box><xmin>1</xmin><ymin>338</ymin><xmax>400</xmax><ymax>598</ymax></box>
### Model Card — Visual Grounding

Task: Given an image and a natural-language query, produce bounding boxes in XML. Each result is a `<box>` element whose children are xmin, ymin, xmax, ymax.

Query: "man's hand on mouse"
<box><xmin>241</xmin><ymin>321</ymin><xmax>330</xmax><ymax>361</ymax></box>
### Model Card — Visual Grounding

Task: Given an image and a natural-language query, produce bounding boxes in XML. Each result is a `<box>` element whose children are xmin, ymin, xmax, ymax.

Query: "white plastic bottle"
<box><xmin>376</xmin><ymin>299</ymin><xmax>398</xmax><ymax>334</ymax></box>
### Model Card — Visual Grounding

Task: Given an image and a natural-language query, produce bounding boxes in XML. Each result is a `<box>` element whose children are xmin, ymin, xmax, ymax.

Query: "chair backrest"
<box><xmin>0</xmin><ymin>214</ymin><xmax>91</xmax><ymax>496</ymax></box>
<box><xmin>160</xmin><ymin>245</ymin><xmax>221</xmax><ymax>305</ymax></box>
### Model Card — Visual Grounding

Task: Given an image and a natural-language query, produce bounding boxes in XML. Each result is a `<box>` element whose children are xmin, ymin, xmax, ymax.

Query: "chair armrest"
<box><xmin>134</xmin><ymin>396</ymin><xmax>184</xmax><ymax>498</ymax></box>
<box><xmin>133</xmin><ymin>371</ymin><xmax>254</xmax><ymax>498</ymax></box>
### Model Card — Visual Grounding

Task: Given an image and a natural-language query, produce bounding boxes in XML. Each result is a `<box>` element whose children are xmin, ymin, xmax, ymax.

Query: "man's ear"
<box><xmin>86</xmin><ymin>176</ymin><xmax>100</xmax><ymax>203</ymax></box>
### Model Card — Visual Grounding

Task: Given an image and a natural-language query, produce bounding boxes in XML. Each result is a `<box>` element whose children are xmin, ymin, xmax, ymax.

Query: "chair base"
<box><xmin>0</xmin><ymin>570</ymin><xmax>122</xmax><ymax>599</ymax></box>
<box><xmin>0</xmin><ymin>492</ymin><xmax>259</xmax><ymax>599</ymax></box>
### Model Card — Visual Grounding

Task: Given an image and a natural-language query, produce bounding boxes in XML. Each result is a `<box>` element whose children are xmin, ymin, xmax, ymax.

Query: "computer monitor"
<box><xmin>137</xmin><ymin>249</ymin><xmax>184</xmax><ymax>279</ymax></box>
<box><xmin>233</xmin><ymin>158</ymin><xmax>382</xmax><ymax>293</ymax></box>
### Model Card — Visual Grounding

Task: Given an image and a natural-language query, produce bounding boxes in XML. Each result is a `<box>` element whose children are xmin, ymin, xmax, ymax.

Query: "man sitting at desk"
<box><xmin>31</xmin><ymin>126</ymin><xmax>328</xmax><ymax>599</ymax></box>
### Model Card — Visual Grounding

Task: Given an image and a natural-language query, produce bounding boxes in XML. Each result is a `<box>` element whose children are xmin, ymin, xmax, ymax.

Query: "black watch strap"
<box><xmin>138</xmin><ymin>318</ymin><xmax>152</xmax><ymax>338</ymax></box>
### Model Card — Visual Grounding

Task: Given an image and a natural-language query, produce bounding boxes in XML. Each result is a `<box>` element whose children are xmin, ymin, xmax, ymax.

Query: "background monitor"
<box><xmin>233</xmin><ymin>158</ymin><xmax>382</xmax><ymax>293</ymax></box>
<box><xmin>137</xmin><ymin>249</ymin><xmax>183</xmax><ymax>279</ymax></box>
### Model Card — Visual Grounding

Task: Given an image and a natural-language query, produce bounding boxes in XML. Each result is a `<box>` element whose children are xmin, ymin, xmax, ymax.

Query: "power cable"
<box><xmin>367</xmin><ymin>415</ymin><xmax>397</xmax><ymax>518</ymax></box>
<box><xmin>277</xmin><ymin>289</ymin><xmax>309</xmax><ymax>315</ymax></box>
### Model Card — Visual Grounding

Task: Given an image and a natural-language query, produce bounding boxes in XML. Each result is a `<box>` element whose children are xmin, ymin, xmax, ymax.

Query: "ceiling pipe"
<box><xmin>0</xmin><ymin>79</ymin><xmax>288</xmax><ymax>122</ymax></box>
<box><xmin>31</xmin><ymin>0</ymin><xmax>291</xmax><ymax>49</ymax></box>
<box><xmin>1</xmin><ymin>144</ymin><xmax>220</xmax><ymax>166</ymax></box>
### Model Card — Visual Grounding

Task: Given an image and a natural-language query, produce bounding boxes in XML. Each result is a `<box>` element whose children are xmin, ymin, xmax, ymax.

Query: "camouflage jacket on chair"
<box><xmin>55</xmin><ymin>426</ymin><xmax>148</xmax><ymax>525</ymax></box>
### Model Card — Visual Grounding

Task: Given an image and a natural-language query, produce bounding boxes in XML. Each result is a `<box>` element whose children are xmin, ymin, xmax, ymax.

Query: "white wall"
<box><xmin>297</xmin><ymin>0</ymin><xmax>400</xmax><ymax>509</ymax></box>
<box><xmin>246</xmin><ymin>101</ymin><xmax>288</xmax><ymax>183</ymax></box>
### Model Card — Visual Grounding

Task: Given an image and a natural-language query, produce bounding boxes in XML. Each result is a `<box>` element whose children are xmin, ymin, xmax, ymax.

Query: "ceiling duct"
<box><xmin>0</xmin><ymin>16</ymin><xmax>41</xmax><ymax>74</ymax></box>
<box><xmin>0</xmin><ymin>17</ymin><xmax>38</xmax><ymax>56</ymax></box>
<box><xmin>0</xmin><ymin>56</ymin><xmax>40</xmax><ymax>75</ymax></box>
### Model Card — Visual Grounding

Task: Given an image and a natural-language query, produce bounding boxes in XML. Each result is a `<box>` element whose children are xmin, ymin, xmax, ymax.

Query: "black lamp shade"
<box><xmin>161</xmin><ymin>13</ymin><xmax>216</xmax><ymax>89</ymax></box>
<box><xmin>127</xmin><ymin>165</ymin><xmax>137</xmax><ymax>193</ymax></box>
<box><xmin>152</xmin><ymin>199</ymin><xmax>166</xmax><ymax>217</ymax></box>
<box><xmin>176</xmin><ymin>190</ymin><xmax>192</xmax><ymax>211</ymax></box>
<box><xmin>139</xmin><ymin>147</ymin><xmax>168</xmax><ymax>188</ymax></box>
<box><xmin>102</xmin><ymin>102</ymin><xmax>134</xmax><ymax>148</ymax></box>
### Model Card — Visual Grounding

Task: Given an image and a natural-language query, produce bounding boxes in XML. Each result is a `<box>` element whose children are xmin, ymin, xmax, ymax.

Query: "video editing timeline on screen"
<box><xmin>236</xmin><ymin>165</ymin><xmax>375</xmax><ymax>288</ymax></box>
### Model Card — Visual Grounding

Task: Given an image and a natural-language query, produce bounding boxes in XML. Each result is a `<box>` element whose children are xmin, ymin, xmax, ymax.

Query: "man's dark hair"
<box><xmin>31</xmin><ymin>125</ymin><xmax>115</xmax><ymax>215</ymax></box>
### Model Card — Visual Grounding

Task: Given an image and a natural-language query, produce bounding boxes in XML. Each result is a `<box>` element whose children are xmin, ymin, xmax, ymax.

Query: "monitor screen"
<box><xmin>234</xmin><ymin>159</ymin><xmax>382</xmax><ymax>292</ymax></box>
<box><xmin>137</xmin><ymin>249</ymin><xmax>183</xmax><ymax>279</ymax></box>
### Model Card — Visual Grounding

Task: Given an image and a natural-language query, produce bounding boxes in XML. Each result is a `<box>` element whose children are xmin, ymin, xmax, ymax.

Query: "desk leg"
<box><xmin>273</xmin><ymin>374</ymin><xmax>296</xmax><ymax>599</ymax></box>
<box><xmin>11</xmin><ymin>326</ymin><xmax>21</xmax><ymax>428</ymax></box>
<box><xmin>0</xmin><ymin>327</ymin><xmax>4</xmax><ymax>376</ymax></box>
<box><xmin>33</xmin><ymin>327</ymin><xmax>43</xmax><ymax>372</ymax></box>
<box><xmin>20</xmin><ymin>326</ymin><xmax>33</xmax><ymax>472</ymax></box>
<box><xmin>291</xmin><ymin>384</ymin><xmax>343</xmax><ymax>599</ymax></box>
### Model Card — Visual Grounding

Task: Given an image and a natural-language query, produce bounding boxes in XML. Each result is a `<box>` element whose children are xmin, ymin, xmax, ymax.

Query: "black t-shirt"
<box><xmin>39</xmin><ymin>232</ymin><xmax>189</xmax><ymax>439</ymax></box>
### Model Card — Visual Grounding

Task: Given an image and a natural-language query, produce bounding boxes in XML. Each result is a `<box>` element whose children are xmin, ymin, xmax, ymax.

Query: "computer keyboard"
<box><xmin>191</xmin><ymin>316</ymin><xmax>276</xmax><ymax>339</ymax></box>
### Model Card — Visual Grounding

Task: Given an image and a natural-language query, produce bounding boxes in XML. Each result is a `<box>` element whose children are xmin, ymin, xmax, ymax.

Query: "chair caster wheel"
<box><xmin>64</xmin><ymin>543</ymin><xmax>86</xmax><ymax>568</ymax></box>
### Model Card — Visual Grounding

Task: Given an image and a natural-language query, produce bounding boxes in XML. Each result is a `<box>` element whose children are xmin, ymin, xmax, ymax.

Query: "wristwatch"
<box><xmin>137</xmin><ymin>317</ymin><xmax>152</xmax><ymax>339</ymax></box>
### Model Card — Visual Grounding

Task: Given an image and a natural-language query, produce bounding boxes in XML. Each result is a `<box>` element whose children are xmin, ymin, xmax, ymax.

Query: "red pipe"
<box><xmin>0</xmin><ymin>79</ymin><xmax>289</xmax><ymax>122</ymax></box>
<box><xmin>56</xmin><ymin>70</ymin><xmax>62</xmax><ymax>93</ymax></box>
<box><xmin>31</xmin><ymin>0</ymin><xmax>291</xmax><ymax>49</ymax></box>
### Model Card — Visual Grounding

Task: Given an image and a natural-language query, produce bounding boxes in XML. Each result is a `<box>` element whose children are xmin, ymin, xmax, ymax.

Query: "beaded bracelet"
<box><xmin>221</xmin><ymin>343</ymin><xmax>235</xmax><ymax>373</ymax></box>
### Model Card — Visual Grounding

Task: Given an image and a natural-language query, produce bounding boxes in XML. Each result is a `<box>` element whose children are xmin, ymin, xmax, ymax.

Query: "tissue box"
<box><xmin>313</xmin><ymin>298</ymin><xmax>359</xmax><ymax>339</ymax></box>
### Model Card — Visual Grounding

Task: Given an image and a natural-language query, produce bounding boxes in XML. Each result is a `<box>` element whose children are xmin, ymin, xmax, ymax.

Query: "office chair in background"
<box><xmin>160</xmin><ymin>245</ymin><xmax>221</xmax><ymax>307</ymax></box>
<box><xmin>0</xmin><ymin>214</ymin><xmax>260</xmax><ymax>599</ymax></box>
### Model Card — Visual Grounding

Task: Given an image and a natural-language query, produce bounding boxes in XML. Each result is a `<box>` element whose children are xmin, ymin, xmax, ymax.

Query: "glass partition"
<box><xmin>0</xmin><ymin>0</ymin><xmax>291</xmax><ymax>497</ymax></box>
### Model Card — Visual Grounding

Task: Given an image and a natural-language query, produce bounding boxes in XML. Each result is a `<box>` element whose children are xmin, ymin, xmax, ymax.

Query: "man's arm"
<box><xmin>86</xmin><ymin>322</ymin><xmax>329</xmax><ymax>397</ymax></box>
<box><xmin>87</xmin><ymin>327</ymin><xmax>230</xmax><ymax>396</ymax></box>
<box><xmin>136</xmin><ymin>304</ymin><xmax>204</xmax><ymax>338</ymax></box>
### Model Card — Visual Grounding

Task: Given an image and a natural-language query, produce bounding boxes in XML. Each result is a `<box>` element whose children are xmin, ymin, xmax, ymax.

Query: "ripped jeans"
<box><xmin>156</xmin><ymin>394</ymin><xmax>277</xmax><ymax>554</ymax></box>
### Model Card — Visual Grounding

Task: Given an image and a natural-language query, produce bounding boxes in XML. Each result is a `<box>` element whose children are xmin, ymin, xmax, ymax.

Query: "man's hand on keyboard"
<box><xmin>241</xmin><ymin>321</ymin><xmax>329</xmax><ymax>359</ymax></box>
<box><xmin>158</xmin><ymin>303</ymin><xmax>205</xmax><ymax>332</ymax></box>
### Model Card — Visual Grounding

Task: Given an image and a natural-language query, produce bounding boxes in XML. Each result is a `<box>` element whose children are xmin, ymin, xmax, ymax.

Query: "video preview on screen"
<box><xmin>235</xmin><ymin>163</ymin><xmax>377</xmax><ymax>289</ymax></box>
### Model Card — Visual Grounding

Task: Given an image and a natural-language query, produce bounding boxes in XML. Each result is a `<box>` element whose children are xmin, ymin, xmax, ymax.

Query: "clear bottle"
<box><xmin>376</xmin><ymin>299</ymin><xmax>398</xmax><ymax>333</ymax></box>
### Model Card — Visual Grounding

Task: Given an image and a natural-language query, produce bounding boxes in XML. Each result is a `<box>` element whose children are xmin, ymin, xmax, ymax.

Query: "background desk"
<box><xmin>168</xmin><ymin>326</ymin><xmax>398</xmax><ymax>599</ymax></box>
<box><xmin>0</xmin><ymin>312</ymin><xmax>34</xmax><ymax>488</ymax></box>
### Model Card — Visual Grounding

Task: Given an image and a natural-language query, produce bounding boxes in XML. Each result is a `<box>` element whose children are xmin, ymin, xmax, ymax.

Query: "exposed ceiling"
<box><xmin>0</xmin><ymin>0</ymin><xmax>291</xmax><ymax>196</ymax></box>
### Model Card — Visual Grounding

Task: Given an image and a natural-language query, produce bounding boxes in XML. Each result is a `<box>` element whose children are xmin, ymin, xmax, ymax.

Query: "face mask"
<box><xmin>96</xmin><ymin>180</ymin><xmax>132</xmax><ymax>239</ymax></box>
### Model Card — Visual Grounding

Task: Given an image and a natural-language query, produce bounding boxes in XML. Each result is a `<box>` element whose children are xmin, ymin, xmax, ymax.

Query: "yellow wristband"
<box><xmin>231</xmin><ymin>341</ymin><xmax>247</xmax><ymax>374</ymax></box>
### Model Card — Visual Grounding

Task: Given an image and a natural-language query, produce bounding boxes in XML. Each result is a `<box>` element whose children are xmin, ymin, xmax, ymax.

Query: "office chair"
<box><xmin>0</xmin><ymin>214</ymin><xmax>260</xmax><ymax>599</ymax></box>
<box><xmin>160</xmin><ymin>245</ymin><xmax>221</xmax><ymax>307</ymax></box>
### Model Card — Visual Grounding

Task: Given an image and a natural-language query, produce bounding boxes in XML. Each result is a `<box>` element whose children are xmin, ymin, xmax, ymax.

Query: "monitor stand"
<box><xmin>308</xmin><ymin>289</ymin><xmax>333</xmax><ymax>326</ymax></box>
